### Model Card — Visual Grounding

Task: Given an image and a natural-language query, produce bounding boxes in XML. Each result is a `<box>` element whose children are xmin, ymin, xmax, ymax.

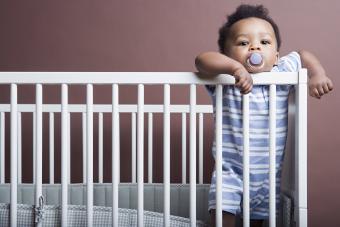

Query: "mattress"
<box><xmin>0</xmin><ymin>203</ymin><xmax>207</xmax><ymax>227</ymax></box>
<box><xmin>0</xmin><ymin>183</ymin><xmax>292</xmax><ymax>227</ymax></box>
<box><xmin>0</xmin><ymin>183</ymin><xmax>210</xmax><ymax>226</ymax></box>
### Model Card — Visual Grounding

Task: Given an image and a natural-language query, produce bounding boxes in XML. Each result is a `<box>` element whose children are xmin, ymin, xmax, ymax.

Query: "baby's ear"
<box><xmin>275</xmin><ymin>52</ymin><xmax>279</xmax><ymax>64</ymax></box>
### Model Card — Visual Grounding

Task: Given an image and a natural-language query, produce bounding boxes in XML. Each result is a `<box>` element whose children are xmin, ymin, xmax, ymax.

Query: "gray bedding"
<box><xmin>0</xmin><ymin>183</ymin><xmax>210</xmax><ymax>225</ymax></box>
<box><xmin>0</xmin><ymin>203</ymin><xmax>207</xmax><ymax>227</ymax></box>
<box><xmin>0</xmin><ymin>183</ymin><xmax>292</xmax><ymax>227</ymax></box>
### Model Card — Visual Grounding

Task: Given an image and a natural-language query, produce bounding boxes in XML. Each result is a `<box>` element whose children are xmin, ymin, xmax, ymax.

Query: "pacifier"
<box><xmin>248</xmin><ymin>52</ymin><xmax>263</xmax><ymax>66</ymax></box>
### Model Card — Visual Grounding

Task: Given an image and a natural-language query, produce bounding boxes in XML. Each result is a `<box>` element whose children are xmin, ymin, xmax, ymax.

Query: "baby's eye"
<box><xmin>238</xmin><ymin>41</ymin><xmax>249</xmax><ymax>46</ymax></box>
<box><xmin>261</xmin><ymin>40</ymin><xmax>271</xmax><ymax>45</ymax></box>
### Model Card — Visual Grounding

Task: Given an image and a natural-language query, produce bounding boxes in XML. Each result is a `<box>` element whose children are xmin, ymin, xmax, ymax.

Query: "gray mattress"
<box><xmin>0</xmin><ymin>183</ymin><xmax>292</xmax><ymax>227</ymax></box>
<box><xmin>0</xmin><ymin>203</ymin><xmax>207</xmax><ymax>227</ymax></box>
<box><xmin>0</xmin><ymin>183</ymin><xmax>210</xmax><ymax>226</ymax></box>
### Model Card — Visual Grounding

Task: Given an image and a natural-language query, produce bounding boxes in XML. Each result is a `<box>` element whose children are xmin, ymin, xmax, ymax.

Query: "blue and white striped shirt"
<box><xmin>207</xmin><ymin>51</ymin><xmax>301</xmax><ymax>159</ymax></box>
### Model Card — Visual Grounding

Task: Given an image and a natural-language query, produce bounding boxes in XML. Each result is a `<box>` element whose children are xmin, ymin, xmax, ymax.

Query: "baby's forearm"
<box><xmin>298</xmin><ymin>50</ymin><xmax>326</xmax><ymax>78</ymax></box>
<box><xmin>195</xmin><ymin>52</ymin><xmax>243</xmax><ymax>77</ymax></box>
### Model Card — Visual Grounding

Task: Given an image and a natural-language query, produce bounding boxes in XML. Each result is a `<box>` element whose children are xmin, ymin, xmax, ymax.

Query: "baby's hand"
<box><xmin>233</xmin><ymin>67</ymin><xmax>253</xmax><ymax>94</ymax></box>
<box><xmin>308</xmin><ymin>73</ymin><xmax>334</xmax><ymax>99</ymax></box>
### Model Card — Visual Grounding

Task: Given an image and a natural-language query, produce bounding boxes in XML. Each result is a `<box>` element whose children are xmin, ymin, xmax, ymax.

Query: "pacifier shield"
<box><xmin>249</xmin><ymin>53</ymin><xmax>263</xmax><ymax>65</ymax></box>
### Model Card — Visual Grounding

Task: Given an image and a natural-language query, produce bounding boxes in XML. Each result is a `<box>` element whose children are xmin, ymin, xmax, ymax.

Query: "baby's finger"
<box><xmin>244</xmin><ymin>86</ymin><xmax>252</xmax><ymax>94</ymax></box>
<box><xmin>235</xmin><ymin>80</ymin><xmax>246</xmax><ymax>88</ymax></box>
<box><xmin>327</xmin><ymin>80</ymin><xmax>334</xmax><ymax>91</ymax></box>
<box><xmin>235</xmin><ymin>82</ymin><xmax>242</xmax><ymax>89</ymax></box>
<box><xmin>317</xmin><ymin>85</ymin><xmax>325</xmax><ymax>96</ymax></box>
<box><xmin>238</xmin><ymin>82</ymin><xmax>247</xmax><ymax>93</ymax></box>
<box><xmin>244</xmin><ymin>82</ymin><xmax>252</xmax><ymax>92</ymax></box>
<box><xmin>322</xmin><ymin>83</ymin><xmax>330</xmax><ymax>94</ymax></box>
<box><xmin>309</xmin><ymin>87</ymin><xmax>317</xmax><ymax>98</ymax></box>
<box><xmin>241</xmin><ymin>88</ymin><xmax>250</xmax><ymax>94</ymax></box>
<box><xmin>312</xmin><ymin>88</ymin><xmax>321</xmax><ymax>99</ymax></box>
<box><xmin>242</xmin><ymin>83</ymin><xmax>252</xmax><ymax>94</ymax></box>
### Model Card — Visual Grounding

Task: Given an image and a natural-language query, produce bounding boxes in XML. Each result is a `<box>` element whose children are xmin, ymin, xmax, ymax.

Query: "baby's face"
<box><xmin>224</xmin><ymin>17</ymin><xmax>279</xmax><ymax>73</ymax></box>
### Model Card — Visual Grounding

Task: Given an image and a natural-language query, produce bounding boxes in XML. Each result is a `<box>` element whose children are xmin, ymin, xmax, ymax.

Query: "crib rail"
<box><xmin>0</xmin><ymin>71</ymin><xmax>307</xmax><ymax>227</ymax></box>
<box><xmin>0</xmin><ymin>71</ymin><xmax>299</xmax><ymax>85</ymax></box>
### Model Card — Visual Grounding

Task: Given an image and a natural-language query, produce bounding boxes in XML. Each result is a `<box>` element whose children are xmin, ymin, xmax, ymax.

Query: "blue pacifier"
<box><xmin>249</xmin><ymin>52</ymin><xmax>263</xmax><ymax>65</ymax></box>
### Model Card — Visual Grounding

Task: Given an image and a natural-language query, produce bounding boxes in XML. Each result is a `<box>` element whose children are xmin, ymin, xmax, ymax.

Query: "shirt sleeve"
<box><xmin>276</xmin><ymin>51</ymin><xmax>302</xmax><ymax>93</ymax></box>
<box><xmin>277</xmin><ymin>51</ymin><xmax>302</xmax><ymax>72</ymax></box>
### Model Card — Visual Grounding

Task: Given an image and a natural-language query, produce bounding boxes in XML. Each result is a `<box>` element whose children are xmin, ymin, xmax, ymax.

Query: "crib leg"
<box><xmin>295</xmin><ymin>207</ymin><xmax>307</xmax><ymax>227</ymax></box>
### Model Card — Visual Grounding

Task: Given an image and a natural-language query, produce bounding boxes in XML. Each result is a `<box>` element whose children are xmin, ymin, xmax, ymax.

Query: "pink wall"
<box><xmin>1</xmin><ymin>0</ymin><xmax>340</xmax><ymax>226</ymax></box>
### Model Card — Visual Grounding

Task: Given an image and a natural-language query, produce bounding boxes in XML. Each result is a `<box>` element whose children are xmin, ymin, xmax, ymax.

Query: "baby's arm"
<box><xmin>195</xmin><ymin>52</ymin><xmax>253</xmax><ymax>94</ymax></box>
<box><xmin>298</xmin><ymin>50</ymin><xmax>334</xmax><ymax>99</ymax></box>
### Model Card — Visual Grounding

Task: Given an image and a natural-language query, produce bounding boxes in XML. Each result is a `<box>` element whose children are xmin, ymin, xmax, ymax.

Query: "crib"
<box><xmin>0</xmin><ymin>71</ymin><xmax>307</xmax><ymax>227</ymax></box>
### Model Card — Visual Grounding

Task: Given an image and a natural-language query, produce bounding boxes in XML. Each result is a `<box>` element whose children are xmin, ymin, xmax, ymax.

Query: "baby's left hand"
<box><xmin>308</xmin><ymin>74</ymin><xmax>334</xmax><ymax>99</ymax></box>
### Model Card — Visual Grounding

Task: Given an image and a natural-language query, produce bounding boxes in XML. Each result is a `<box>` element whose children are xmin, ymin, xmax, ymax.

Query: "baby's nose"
<box><xmin>250</xmin><ymin>45</ymin><xmax>261</xmax><ymax>51</ymax></box>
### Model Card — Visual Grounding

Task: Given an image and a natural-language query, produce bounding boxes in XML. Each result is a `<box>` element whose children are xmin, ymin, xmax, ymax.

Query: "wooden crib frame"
<box><xmin>0</xmin><ymin>71</ymin><xmax>307</xmax><ymax>227</ymax></box>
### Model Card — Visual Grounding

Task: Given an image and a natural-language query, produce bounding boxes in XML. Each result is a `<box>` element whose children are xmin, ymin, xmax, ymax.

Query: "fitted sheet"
<box><xmin>0</xmin><ymin>203</ymin><xmax>208</xmax><ymax>227</ymax></box>
<box><xmin>0</xmin><ymin>183</ymin><xmax>210</xmax><ymax>224</ymax></box>
<box><xmin>0</xmin><ymin>183</ymin><xmax>292</xmax><ymax>227</ymax></box>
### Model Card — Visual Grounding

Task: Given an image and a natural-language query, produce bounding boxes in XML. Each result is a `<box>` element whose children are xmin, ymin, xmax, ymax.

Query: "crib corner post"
<box><xmin>295</xmin><ymin>68</ymin><xmax>308</xmax><ymax>227</ymax></box>
<box><xmin>10</xmin><ymin>83</ymin><xmax>18</xmax><ymax>227</ymax></box>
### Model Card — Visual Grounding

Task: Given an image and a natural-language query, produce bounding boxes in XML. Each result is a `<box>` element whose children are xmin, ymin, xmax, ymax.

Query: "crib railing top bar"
<box><xmin>0</xmin><ymin>71</ymin><xmax>299</xmax><ymax>85</ymax></box>
<box><xmin>0</xmin><ymin>104</ymin><xmax>213</xmax><ymax>113</ymax></box>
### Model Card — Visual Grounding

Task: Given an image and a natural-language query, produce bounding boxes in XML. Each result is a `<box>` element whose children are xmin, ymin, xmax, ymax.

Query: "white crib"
<box><xmin>0</xmin><ymin>71</ymin><xmax>307</xmax><ymax>227</ymax></box>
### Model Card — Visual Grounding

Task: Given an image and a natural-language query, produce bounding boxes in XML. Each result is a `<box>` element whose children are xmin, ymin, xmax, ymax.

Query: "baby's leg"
<box><xmin>210</xmin><ymin>209</ymin><xmax>236</xmax><ymax>227</ymax></box>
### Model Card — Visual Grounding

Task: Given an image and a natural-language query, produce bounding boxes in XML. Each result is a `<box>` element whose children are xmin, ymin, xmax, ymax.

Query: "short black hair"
<box><xmin>218</xmin><ymin>4</ymin><xmax>281</xmax><ymax>53</ymax></box>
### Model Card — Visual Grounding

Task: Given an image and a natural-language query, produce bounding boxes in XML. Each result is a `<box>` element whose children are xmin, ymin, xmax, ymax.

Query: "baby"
<box><xmin>195</xmin><ymin>4</ymin><xmax>333</xmax><ymax>227</ymax></box>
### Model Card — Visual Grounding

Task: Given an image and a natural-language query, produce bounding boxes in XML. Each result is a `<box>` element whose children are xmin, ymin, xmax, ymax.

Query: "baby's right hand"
<box><xmin>233</xmin><ymin>67</ymin><xmax>253</xmax><ymax>94</ymax></box>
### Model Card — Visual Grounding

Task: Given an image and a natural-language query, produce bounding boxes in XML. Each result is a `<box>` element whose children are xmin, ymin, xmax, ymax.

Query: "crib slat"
<box><xmin>0</xmin><ymin>112</ymin><xmax>4</xmax><ymax>184</ymax></box>
<box><xmin>148</xmin><ymin>113</ymin><xmax>153</xmax><ymax>183</ymax></box>
<box><xmin>296</xmin><ymin>69</ymin><xmax>308</xmax><ymax>227</ymax></box>
<box><xmin>215</xmin><ymin>85</ymin><xmax>223</xmax><ymax>227</ymax></box>
<box><xmin>49</xmin><ymin>113</ymin><xmax>54</xmax><ymax>184</ymax></box>
<box><xmin>112</xmin><ymin>84</ymin><xmax>120</xmax><ymax>227</ymax></box>
<box><xmin>68</xmin><ymin>113</ymin><xmax>71</xmax><ymax>184</ymax></box>
<box><xmin>137</xmin><ymin>84</ymin><xmax>144</xmax><ymax>227</ymax></box>
<box><xmin>243</xmin><ymin>94</ymin><xmax>250</xmax><ymax>227</ymax></box>
<box><xmin>117</xmin><ymin>115</ymin><xmax>120</xmax><ymax>185</ymax></box>
<box><xmin>99</xmin><ymin>112</ymin><xmax>103</xmax><ymax>183</ymax></box>
<box><xmin>33</xmin><ymin>112</ymin><xmax>36</xmax><ymax>184</ymax></box>
<box><xmin>87</xmin><ymin>84</ymin><xmax>94</xmax><ymax>226</ymax></box>
<box><xmin>199</xmin><ymin>113</ymin><xmax>203</xmax><ymax>184</ymax></box>
<box><xmin>35</xmin><ymin>84</ymin><xmax>43</xmax><ymax>227</ymax></box>
<box><xmin>17</xmin><ymin>112</ymin><xmax>22</xmax><ymax>184</ymax></box>
<box><xmin>269</xmin><ymin>85</ymin><xmax>277</xmax><ymax>227</ymax></box>
<box><xmin>163</xmin><ymin>84</ymin><xmax>170</xmax><ymax>227</ymax></box>
<box><xmin>10</xmin><ymin>84</ymin><xmax>18</xmax><ymax>227</ymax></box>
<box><xmin>189</xmin><ymin>84</ymin><xmax>196</xmax><ymax>227</ymax></box>
<box><xmin>61</xmin><ymin>84</ymin><xmax>68</xmax><ymax>226</ymax></box>
<box><xmin>132</xmin><ymin>112</ymin><xmax>136</xmax><ymax>183</ymax></box>
<box><xmin>181</xmin><ymin>113</ymin><xmax>186</xmax><ymax>184</ymax></box>
<box><xmin>82</xmin><ymin>112</ymin><xmax>86</xmax><ymax>183</ymax></box>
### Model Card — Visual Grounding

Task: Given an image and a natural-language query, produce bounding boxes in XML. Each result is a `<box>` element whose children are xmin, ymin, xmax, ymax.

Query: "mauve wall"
<box><xmin>0</xmin><ymin>0</ymin><xmax>339</xmax><ymax>226</ymax></box>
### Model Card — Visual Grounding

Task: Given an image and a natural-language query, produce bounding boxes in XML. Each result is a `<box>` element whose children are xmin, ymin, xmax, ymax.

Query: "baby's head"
<box><xmin>218</xmin><ymin>4</ymin><xmax>281</xmax><ymax>73</ymax></box>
